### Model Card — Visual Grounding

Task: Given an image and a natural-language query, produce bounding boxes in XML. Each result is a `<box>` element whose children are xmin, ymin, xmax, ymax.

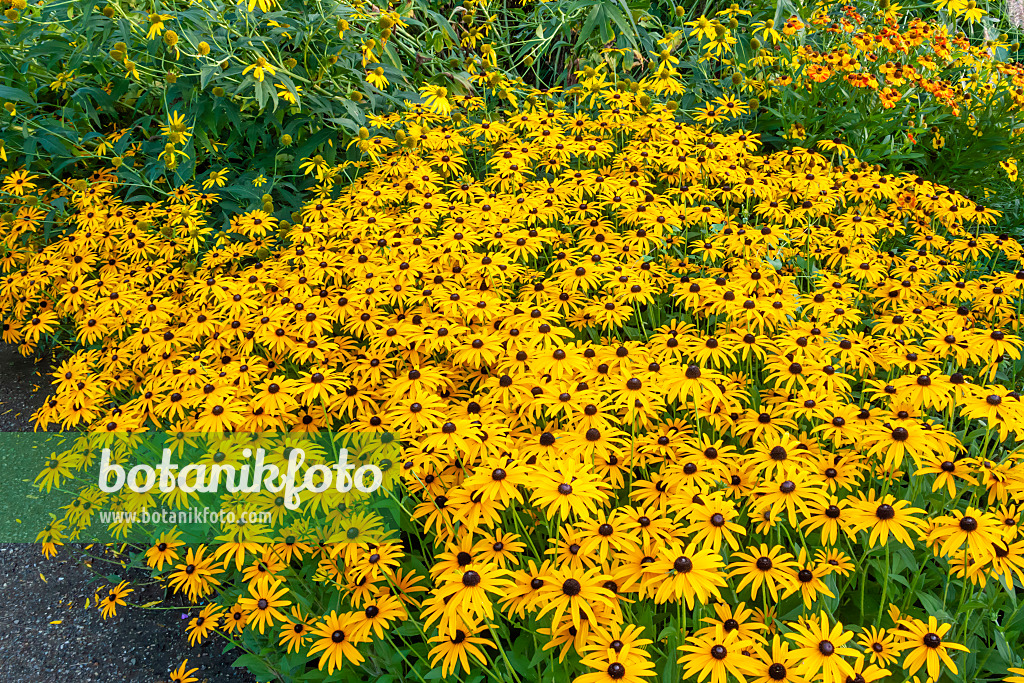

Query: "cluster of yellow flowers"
<box><xmin>4</xmin><ymin>64</ymin><xmax>1024</xmax><ymax>682</ymax></box>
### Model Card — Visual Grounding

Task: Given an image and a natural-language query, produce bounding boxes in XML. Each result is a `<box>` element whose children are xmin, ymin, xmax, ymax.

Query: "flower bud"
<box><xmin>198</xmin><ymin>41</ymin><xmax>210</xmax><ymax>56</ymax></box>
<box><xmin>111</xmin><ymin>156</ymin><xmax>123</xmax><ymax>168</ymax></box>
<box><xmin>212</xmin><ymin>86</ymin><xmax>225</xmax><ymax>97</ymax></box>
<box><xmin>163</xmin><ymin>30</ymin><xmax>178</xmax><ymax>46</ymax></box>
<box><xmin>102</xmin><ymin>5</ymin><xmax>115</xmax><ymax>17</ymax></box>
<box><xmin>281</xmin><ymin>133</ymin><xmax>292</xmax><ymax>145</ymax></box>
<box><xmin>358</xmin><ymin>126</ymin><xmax>369</xmax><ymax>140</ymax></box>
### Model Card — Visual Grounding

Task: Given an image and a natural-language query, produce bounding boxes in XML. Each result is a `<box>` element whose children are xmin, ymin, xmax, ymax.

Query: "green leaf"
<box><xmin>576</xmin><ymin>5</ymin><xmax>602</xmax><ymax>49</ymax></box>
<box><xmin>199</xmin><ymin>64</ymin><xmax>220</xmax><ymax>90</ymax></box>
<box><xmin>917</xmin><ymin>592</ymin><xmax>952</xmax><ymax>621</ymax></box>
<box><xmin>995</xmin><ymin>629</ymin><xmax>1013</xmax><ymax>664</ymax></box>
<box><xmin>0</xmin><ymin>85</ymin><xmax>33</xmax><ymax>103</ymax></box>
<box><xmin>604</xmin><ymin>5</ymin><xmax>636</xmax><ymax>49</ymax></box>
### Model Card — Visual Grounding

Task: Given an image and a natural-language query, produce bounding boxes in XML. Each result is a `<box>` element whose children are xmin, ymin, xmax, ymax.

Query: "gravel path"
<box><xmin>0</xmin><ymin>344</ymin><xmax>255</xmax><ymax>682</ymax></box>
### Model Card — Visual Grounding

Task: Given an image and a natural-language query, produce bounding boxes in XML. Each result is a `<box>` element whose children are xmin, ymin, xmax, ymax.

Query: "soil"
<box><xmin>0</xmin><ymin>344</ymin><xmax>256</xmax><ymax>683</ymax></box>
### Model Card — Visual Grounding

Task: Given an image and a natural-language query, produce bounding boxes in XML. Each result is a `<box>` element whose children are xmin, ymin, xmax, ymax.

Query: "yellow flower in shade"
<box><xmin>49</xmin><ymin>70</ymin><xmax>75</xmax><ymax>92</ymax></box>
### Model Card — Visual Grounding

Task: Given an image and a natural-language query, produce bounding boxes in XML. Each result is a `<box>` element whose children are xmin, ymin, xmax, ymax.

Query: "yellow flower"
<box><xmin>276</xmin><ymin>84</ymin><xmax>302</xmax><ymax>105</ymax></box>
<box><xmin>160</xmin><ymin>111</ymin><xmax>192</xmax><ymax>145</ymax></box>
<box><xmin>49</xmin><ymin>71</ymin><xmax>75</xmax><ymax>92</ymax></box>
<box><xmin>146</xmin><ymin>13</ymin><xmax>173</xmax><ymax>40</ymax></box>
<box><xmin>203</xmin><ymin>168</ymin><xmax>230</xmax><ymax>189</ymax></box>
<box><xmin>366</xmin><ymin>67</ymin><xmax>389</xmax><ymax>89</ymax></box>
<box><xmin>243</xmin><ymin>56</ymin><xmax>276</xmax><ymax>83</ymax></box>
<box><xmin>246</xmin><ymin>0</ymin><xmax>278</xmax><ymax>11</ymax></box>
<box><xmin>168</xmin><ymin>659</ymin><xmax>199</xmax><ymax>683</ymax></box>
<box><xmin>1000</xmin><ymin>158</ymin><xmax>1019</xmax><ymax>182</ymax></box>
<box><xmin>420</xmin><ymin>85</ymin><xmax>452</xmax><ymax>116</ymax></box>
<box><xmin>2</xmin><ymin>170</ymin><xmax>39</xmax><ymax>196</ymax></box>
<box><xmin>253</xmin><ymin>174</ymin><xmax>267</xmax><ymax>188</ymax></box>
<box><xmin>299</xmin><ymin>155</ymin><xmax>331</xmax><ymax>180</ymax></box>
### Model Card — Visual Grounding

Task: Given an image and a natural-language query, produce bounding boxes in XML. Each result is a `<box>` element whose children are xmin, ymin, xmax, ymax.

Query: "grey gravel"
<box><xmin>0</xmin><ymin>344</ymin><xmax>256</xmax><ymax>682</ymax></box>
